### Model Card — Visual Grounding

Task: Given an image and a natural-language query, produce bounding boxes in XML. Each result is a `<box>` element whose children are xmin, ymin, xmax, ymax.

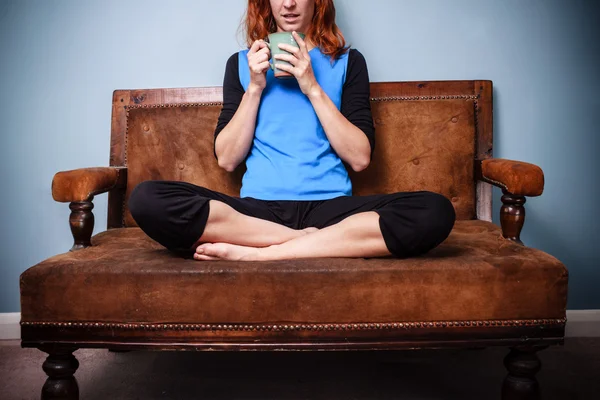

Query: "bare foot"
<box><xmin>191</xmin><ymin>227</ymin><xmax>319</xmax><ymax>250</ymax></box>
<box><xmin>194</xmin><ymin>242</ymin><xmax>262</xmax><ymax>261</ymax></box>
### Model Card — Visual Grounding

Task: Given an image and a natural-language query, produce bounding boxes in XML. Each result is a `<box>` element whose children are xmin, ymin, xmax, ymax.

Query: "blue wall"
<box><xmin>1</xmin><ymin>0</ymin><xmax>598</xmax><ymax>312</ymax></box>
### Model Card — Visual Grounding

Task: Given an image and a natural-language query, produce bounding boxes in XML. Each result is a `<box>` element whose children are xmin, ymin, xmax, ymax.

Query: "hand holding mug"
<box><xmin>247</xmin><ymin>39</ymin><xmax>271</xmax><ymax>93</ymax></box>
<box><xmin>273</xmin><ymin>31</ymin><xmax>320</xmax><ymax>97</ymax></box>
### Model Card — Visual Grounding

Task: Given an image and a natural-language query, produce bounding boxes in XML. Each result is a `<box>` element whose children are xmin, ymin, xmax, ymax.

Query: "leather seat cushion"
<box><xmin>20</xmin><ymin>220</ymin><xmax>567</xmax><ymax>324</ymax></box>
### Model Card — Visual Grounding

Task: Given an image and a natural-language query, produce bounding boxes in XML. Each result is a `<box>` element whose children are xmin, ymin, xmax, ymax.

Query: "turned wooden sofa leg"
<box><xmin>39</xmin><ymin>345</ymin><xmax>80</xmax><ymax>400</ymax></box>
<box><xmin>500</xmin><ymin>189</ymin><xmax>526</xmax><ymax>245</ymax></box>
<box><xmin>69</xmin><ymin>201</ymin><xmax>94</xmax><ymax>251</ymax></box>
<box><xmin>502</xmin><ymin>346</ymin><xmax>547</xmax><ymax>400</ymax></box>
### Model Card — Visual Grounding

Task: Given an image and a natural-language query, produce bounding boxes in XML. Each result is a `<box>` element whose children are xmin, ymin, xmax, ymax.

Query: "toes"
<box><xmin>196</xmin><ymin>243</ymin><xmax>216</xmax><ymax>254</ymax></box>
<box><xmin>194</xmin><ymin>243</ymin><xmax>223</xmax><ymax>260</ymax></box>
<box><xmin>193</xmin><ymin>253</ymin><xmax>220</xmax><ymax>261</ymax></box>
<box><xmin>196</xmin><ymin>243</ymin><xmax>227</xmax><ymax>258</ymax></box>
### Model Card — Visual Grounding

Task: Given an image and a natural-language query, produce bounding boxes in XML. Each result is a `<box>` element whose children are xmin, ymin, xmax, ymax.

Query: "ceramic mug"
<box><xmin>265</xmin><ymin>32</ymin><xmax>306</xmax><ymax>79</ymax></box>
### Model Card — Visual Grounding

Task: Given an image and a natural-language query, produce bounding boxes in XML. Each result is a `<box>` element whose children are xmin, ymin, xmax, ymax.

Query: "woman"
<box><xmin>128</xmin><ymin>0</ymin><xmax>456</xmax><ymax>261</ymax></box>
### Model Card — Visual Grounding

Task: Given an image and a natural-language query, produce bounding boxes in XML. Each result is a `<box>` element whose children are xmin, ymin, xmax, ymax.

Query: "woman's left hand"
<box><xmin>274</xmin><ymin>31</ymin><xmax>321</xmax><ymax>97</ymax></box>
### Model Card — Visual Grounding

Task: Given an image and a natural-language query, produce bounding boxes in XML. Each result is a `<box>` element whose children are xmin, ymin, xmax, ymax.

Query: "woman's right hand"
<box><xmin>247</xmin><ymin>40</ymin><xmax>271</xmax><ymax>93</ymax></box>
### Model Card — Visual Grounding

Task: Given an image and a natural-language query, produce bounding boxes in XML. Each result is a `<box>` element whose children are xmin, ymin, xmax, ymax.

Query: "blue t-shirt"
<box><xmin>237</xmin><ymin>47</ymin><xmax>351</xmax><ymax>200</ymax></box>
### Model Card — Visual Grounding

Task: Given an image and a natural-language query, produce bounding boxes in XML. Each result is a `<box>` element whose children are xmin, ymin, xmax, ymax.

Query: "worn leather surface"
<box><xmin>124</xmin><ymin>106</ymin><xmax>245</xmax><ymax>227</ymax></box>
<box><xmin>52</xmin><ymin>167</ymin><xmax>126</xmax><ymax>202</ymax></box>
<box><xmin>123</xmin><ymin>98</ymin><xmax>476</xmax><ymax>226</ymax></box>
<box><xmin>350</xmin><ymin>99</ymin><xmax>476</xmax><ymax>220</ymax></box>
<box><xmin>20</xmin><ymin>220</ymin><xmax>568</xmax><ymax>324</ymax></box>
<box><xmin>479</xmin><ymin>159</ymin><xmax>544</xmax><ymax>196</ymax></box>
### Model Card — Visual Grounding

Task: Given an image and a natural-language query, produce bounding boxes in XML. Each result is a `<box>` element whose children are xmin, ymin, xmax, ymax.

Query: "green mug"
<box><xmin>265</xmin><ymin>32</ymin><xmax>306</xmax><ymax>79</ymax></box>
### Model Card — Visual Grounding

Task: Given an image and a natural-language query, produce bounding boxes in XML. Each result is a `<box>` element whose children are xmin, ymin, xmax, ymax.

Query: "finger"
<box><xmin>258</xmin><ymin>40</ymin><xmax>271</xmax><ymax>52</ymax></box>
<box><xmin>256</xmin><ymin>46</ymin><xmax>271</xmax><ymax>56</ymax></box>
<box><xmin>256</xmin><ymin>60</ymin><xmax>271</xmax><ymax>72</ymax></box>
<box><xmin>251</xmin><ymin>60</ymin><xmax>271</xmax><ymax>74</ymax></box>
<box><xmin>278</xmin><ymin>43</ymin><xmax>301</xmax><ymax>57</ymax></box>
<box><xmin>273</xmin><ymin>53</ymin><xmax>297</xmax><ymax>65</ymax></box>
<box><xmin>249</xmin><ymin>40</ymin><xmax>262</xmax><ymax>54</ymax></box>
<box><xmin>274</xmin><ymin>63</ymin><xmax>295</xmax><ymax>75</ymax></box>
<box><xmin>249</xmin><ymin>50</ymin><xmax>270</xmax><ymax>67</ymax></box>
<box><xmin>293</xmin><ymin>31</ymin><xmax>309</xmax><ymax>58</ymax></box>
<box><xmin>253</xmin><ymin>47</ymin><xmax>270</xmax><ymax>61</ymax></box>
<box><xmin>252</xmin><ymin>52</ymin><xmax>269</xmax><ymax>63</ymax></box>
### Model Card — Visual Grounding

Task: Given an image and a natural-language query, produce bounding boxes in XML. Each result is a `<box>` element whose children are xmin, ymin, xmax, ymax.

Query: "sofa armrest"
<box><xmin>475</xmin><ymin>159</ymin><xmax>544</xmax><ymax>197</ymax></box>
<box><xmin>51</xmin><ymin>167</ymin><xmax>127</xmax><ymax>251</ymax></box>
<box><xmin>475</xmin><ymin>159</ymin><xmax>544</xmax><ymax>246</ymax></box>
<box><xmin>52</xmin><ymin>166</ymin><xmax>127</xmax><ymax>203</ymax></box>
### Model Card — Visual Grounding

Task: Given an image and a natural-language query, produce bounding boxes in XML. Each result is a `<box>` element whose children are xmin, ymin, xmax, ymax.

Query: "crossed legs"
<box><xmin>129</xmin><ymin>181</ymin><xmax>456</xmax><ymax>262</ymax></box>
<box><xmin>194</xmin><ymin>202</ymin><xmax>389</xmax><ymax>261</ymax></box>
<box><xmin>193</xmin><ymin>200</ymin><xmax>318</xmax><ymax>249</ymax></box>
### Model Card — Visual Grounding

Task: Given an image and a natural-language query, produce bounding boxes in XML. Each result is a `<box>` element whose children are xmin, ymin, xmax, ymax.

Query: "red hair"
<box><xmin>244</xmin><ymin>0</ymin><xmax>348</xmax><ymax>60</ymax></box>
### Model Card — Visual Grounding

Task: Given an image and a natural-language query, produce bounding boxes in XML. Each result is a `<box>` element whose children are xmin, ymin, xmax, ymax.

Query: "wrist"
<box><xmin>247</xmin><ymin>84</ymin><xmax>264</xmax><ymax>97</ymax></box>
<box><xmin>306</xmin><ymin>84</ymin><xmax>324</xmax><ymax>101</ymax></box>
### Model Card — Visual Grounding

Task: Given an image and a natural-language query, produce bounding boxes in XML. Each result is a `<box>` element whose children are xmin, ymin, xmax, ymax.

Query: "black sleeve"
<box><xmin>214</xmin><ymin>52</ymin><xmax>244</xmax><ymax>160</ymax></box>
<box><xmin>341</xmin><ymin>49</ymin><xmax>375</xmax><ymax>158</ymax></box>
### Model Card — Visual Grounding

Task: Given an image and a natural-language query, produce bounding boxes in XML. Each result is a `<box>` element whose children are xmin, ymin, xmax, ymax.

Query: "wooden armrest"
<box><xmin>475</xmin><ymin>159</ymin><xmax>544</xmax><ymax>197</ymax></box>
<box><xmin>51</xmin><ymin>167</ymin><xmax>127</xmax><ymax>251</ymax></box>
<box><xmin>52</xmin><ymin>167</ymin><xmax>127</xmax><ymax>203</ymax></box>
<box><xmin>475</xmin><ymin>159</ymin><xmax>544</xmax><ymax>246</ymax></box>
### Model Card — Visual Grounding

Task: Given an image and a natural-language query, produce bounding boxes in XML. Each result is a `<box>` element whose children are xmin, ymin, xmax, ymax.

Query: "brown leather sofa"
<box><xmin>20</xmin><ymin>81</ymin><xmax>568</xmax><ymax>400</ymax></box>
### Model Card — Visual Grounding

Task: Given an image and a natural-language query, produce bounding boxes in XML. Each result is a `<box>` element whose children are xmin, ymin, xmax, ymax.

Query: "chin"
<box><xmin>279</xmin><ymin>21</ymin><xmax>304</xmax><ymax>32</ymax></box>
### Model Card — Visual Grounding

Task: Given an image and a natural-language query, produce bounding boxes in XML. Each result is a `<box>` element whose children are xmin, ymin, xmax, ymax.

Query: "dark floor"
<box><xmin>1</xmin><ymin>338</ymin><xmax>599</xmax><ymax>399</ymax></box>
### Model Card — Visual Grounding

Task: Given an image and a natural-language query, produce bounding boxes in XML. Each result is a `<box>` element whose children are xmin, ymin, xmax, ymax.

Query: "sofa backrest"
<box><xmin>108</xmin><ymin>81</ymin><xmax>493</xmax><ymax>228</ymax></box>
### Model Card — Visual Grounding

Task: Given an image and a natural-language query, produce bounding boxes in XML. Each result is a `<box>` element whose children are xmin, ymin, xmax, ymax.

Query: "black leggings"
<box><xmin>128</xmin><ymin>180</ymin><xmax>456</xmax><ymax>258</ymax></box>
